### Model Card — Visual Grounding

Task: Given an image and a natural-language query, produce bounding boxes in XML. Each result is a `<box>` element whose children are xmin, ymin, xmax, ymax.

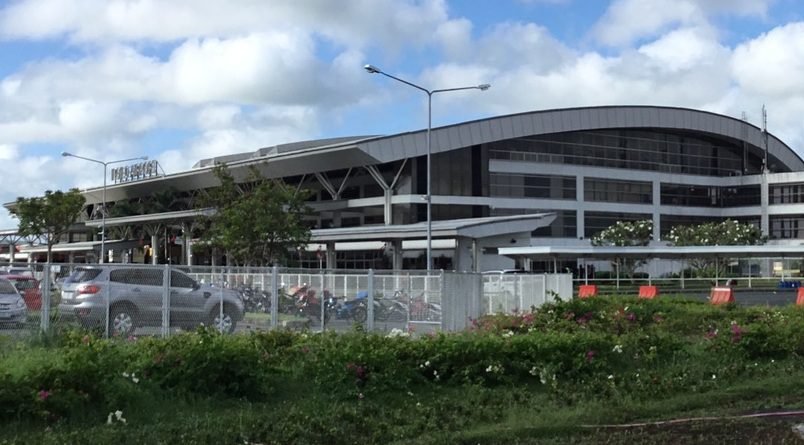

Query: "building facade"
<box><xmin>6</xmin><ymin>105</ymin><xmax>804</xmax><ymax>271</ymax></box>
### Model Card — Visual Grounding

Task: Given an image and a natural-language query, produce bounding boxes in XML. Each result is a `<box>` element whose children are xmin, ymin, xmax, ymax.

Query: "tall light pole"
<box><xmin>364</xmin><ymin>64</ymin><xmax>490</xmax><ymax>270</ymax></box>
<box><xmin>61</xmin><ymin>152</ymin><xmax>148</xmax><ymax>263</ymax></box>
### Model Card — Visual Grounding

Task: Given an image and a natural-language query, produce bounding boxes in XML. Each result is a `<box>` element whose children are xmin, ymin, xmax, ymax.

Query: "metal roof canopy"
<box><xmin>84</xmin><ymin>208</ymin><xmax>216</xmax><ymax>227</ymax></box>
<box><xmin>499</xmin><ymin>245</ymin><xmax>804</xmax><ymax>260</ymax></box>
<box><xmin>311</xmin><ymin>213</ymin><xmax>556</xmax><ymax>242</ymax></box>
<box><xmin>19</xmin><ymin>240</ymin><xmax>127</xmax><ymax>254</ymax></box>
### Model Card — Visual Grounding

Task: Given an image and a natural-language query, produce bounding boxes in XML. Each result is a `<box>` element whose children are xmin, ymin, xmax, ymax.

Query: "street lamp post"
<box><xmin>61</xmin><ymin>152</ymin><xmax>148</xmax><ymax>263</ymax></box>
<box><xmin>364</xmin><ymin>64</ymin><xmax>490</xmax><ymax>270</ymax></box>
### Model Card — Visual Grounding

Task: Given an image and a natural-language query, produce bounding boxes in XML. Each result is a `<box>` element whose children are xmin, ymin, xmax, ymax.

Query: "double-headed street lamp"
<box><xmin>364</xmin><ymin>64</ymin><xmax>490</xmax><ymax>271</ymax></box>
<box><xmin>61</xmin><ymin>152</ymin><xmax>148</xmax><ymax>263</ymax></box>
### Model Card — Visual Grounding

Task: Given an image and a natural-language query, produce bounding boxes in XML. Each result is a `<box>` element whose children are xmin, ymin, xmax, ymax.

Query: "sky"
<box><xmin>1</xmin><ymin>0</ymin><xmax>804</xmax><ymax>228</ymax></box>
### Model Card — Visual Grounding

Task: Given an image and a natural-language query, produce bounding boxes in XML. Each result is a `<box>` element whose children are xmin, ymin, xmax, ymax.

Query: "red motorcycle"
<box><xmin>290</xmin><ymin>284</ymin><xmax>336</xmax><ymax>322</ymax></box>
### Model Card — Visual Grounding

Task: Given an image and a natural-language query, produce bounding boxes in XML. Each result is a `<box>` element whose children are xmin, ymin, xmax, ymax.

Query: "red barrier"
<box><xmin>710</xmin><ymin>287</ymin><xmax>735</xmax><ymax>305</ymax></box>
<box><xmin>638</xmin><ymin>285</ymin><xmax>659</xmax><ymax>299</ymax></box>
<box><xmin>578</xmin><ymin>285</ymin><xmax>598</xmax><ymax>299</ymax></box>
<box><xmin>797</xmin><ymin>288</ymin><xmax>804</xmax><ymax>306</ymax></box>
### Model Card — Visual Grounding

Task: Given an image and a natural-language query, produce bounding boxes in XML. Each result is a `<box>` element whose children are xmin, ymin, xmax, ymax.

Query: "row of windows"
<box><xmin>771</xmin><ymin>184</ymin><xmax>804</xmax><ymax>204</ymax></box>
<box><xmin>661</xmin><ymin>184</ymin><xmax>761</xmax><ymax>207</ymax></box>
<box><xmin>770</xmin><ymin>216</ymin><xmax>804</xmax><ymax>239</ymax></box>
<box><xmin>489</xmin><ymin>173</ymin><xmax>576</xmax><ymax>199</ymax></box>
<box><xmin>488</xmin><ymin>129</ymin><xmax>762</xmax><ymax>177</ymax></box>
<box><xmin>584</xmin><ymin>178</ymin><xmax>652</xmax><ymax>204</ymax></box>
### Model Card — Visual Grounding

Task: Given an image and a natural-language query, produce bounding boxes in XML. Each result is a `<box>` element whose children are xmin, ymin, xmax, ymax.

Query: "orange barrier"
<box><xmin>638</xmin><ymin>285</ymin><xmax>659</xmax><ymax>299</ymax></box>
<box><xmin>578</xmin><ymin>285</ymin><xmax>598</xmax><ymax>299</ymax></box>
<box><xmin>710</xmin><ymin>287</ymin><xmax>735</xmax><ymax>305</ymax></box>
<box><xmin>797</xmin><ymin>288</ymin><xmax>804</xmax><ymax>306</ymax></box>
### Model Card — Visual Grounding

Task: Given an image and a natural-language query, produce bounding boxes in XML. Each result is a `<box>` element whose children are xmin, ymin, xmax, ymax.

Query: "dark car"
<box><xmin>59</xmin><ymin>266</ymin><xmax>244</xmax><ymax>336</ymax></box>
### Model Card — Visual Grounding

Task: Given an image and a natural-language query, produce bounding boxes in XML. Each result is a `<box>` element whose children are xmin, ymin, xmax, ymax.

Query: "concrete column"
<box><xmin>391</xmin><ymin>240</ymin><xmax>403</xmax><ymax>270</ymax></box>
<box><xmin>325</xmin><ymin>242</ymin><xmax>336</xmax><ymax>270</ymax></box>
<box><xmin>576</xmin><ymin>174</ymin><xmax>585</xmax><ymax>240</ymax></box>
<box><xmin>453</xmin><ymin>237</ymin><xmax>474</xmax><ymax>272</ymax></box>
<box><xmin>652</xmin><ymin>179</ymin><xmax>661</xmax><ymax>241</ymax></box>
<box><xmin>182</xmin><ymin>224</ymin><xmax>192</xmax><ymax>266</ymax></box>
<box><xmin>151</xmin><ymin>234</ymin><xmax>158</xmax><ymax>265</ymax></box>
<box><xmin>8</xmin><ymin>244</ymin><xmax>14</xmax><ymax>264</ymax></box>
<box><xmin>384</xmin><ymin>189</ymin><xmax>393</xmax><ymax>225</ymax></box>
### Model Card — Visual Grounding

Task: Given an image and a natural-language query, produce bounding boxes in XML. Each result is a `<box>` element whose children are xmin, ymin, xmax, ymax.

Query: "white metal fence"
<box><xmin>0</xmin><ymin>262</ymin><xmax>572</xmax><ymax>338</ymax></box>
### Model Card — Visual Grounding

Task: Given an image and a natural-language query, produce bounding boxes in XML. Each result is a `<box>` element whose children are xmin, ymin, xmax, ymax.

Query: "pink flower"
<box><xmin>585</xmin><ymin>350</ymin><xmax>596</xmax><ymax>362</ymax></box>
<box><xmin>38</xmin><ymin>390</ymin><xmax>51</xmax><ymax>401</ymax></box>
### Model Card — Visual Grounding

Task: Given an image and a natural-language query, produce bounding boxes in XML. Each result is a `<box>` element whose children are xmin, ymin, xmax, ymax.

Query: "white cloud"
<box><xmin>0</xmin><ymin>0</ymin><xmax>450</xmax><ymax>49</ymax></box>
<box><xmin>593</xmin><ymin>0</ymin><xmax>773</xmax><ymax>46</ymax></box>
<box><xmin>732</xmin><ymin>22</ymin><xmax>804</xmax><ymax>98</ymax></box>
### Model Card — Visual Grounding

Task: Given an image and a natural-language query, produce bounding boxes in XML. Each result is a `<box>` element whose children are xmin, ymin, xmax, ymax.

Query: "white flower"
<box><xmin>107</xmin><ymin>413</ymin><xmax>113</xmax><ymax>425</ymax></box>
<box><xmin>115</xmin><ymin>410</ymin><xmax>124</xmax><ymax>421</ymax></box>
<box><xmin>486</xmin><ymin>365</ymin><xmax>493</xmax><ymax>373</ymax></box>
<box><xmin>608</xmin><ymin>375</ymin><xmax>614</xmax><ymax>380</ymax></box>
<box><xmin>416</xmin><ymin>402</ymin><xmax>422</xmax><ymax>407</ymax></box>
<box><xmin>132</xmin><ymin>377</ymin><xmax>140</xmax><ymax>384</ymax></box>
<box><xmin>407</xmin><ymin>391</ymin><xmax>414</xmax><ymax>397</ymax></box>
<box><xmin>502</xmin><ymin>330</ymin><xmax>514</xmax><ymax>338</ymax></box>
<box><xmin>386</xmin><ymin>328</ymin><xmax>410</xmax><ymax>338</ymax></box>
<box><xmin>122</xmin><ymin>372</ymin><xmax>130</xmax><ymax>378</ymax></box>
<box><xmin>712</xmin><ymin>374</ymin><xmax>716</xmax><ymax>380</ymax></box>
<box><xmin>612</xmin><ymin>344</ymin><xmax>623</xmax><ymax>353</ymax></box>
<box><xmin>425</xmin><ymin>360</ymin><xmax>431</xmax><ymax>367</ymax></box>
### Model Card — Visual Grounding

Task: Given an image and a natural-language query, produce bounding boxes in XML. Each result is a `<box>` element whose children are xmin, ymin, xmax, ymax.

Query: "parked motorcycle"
<box><xmin>335</xmin><ymin>291</ymin><xmax>407</xmax><ymax>323</ymax></box>
<box><xmin>290</xmin><ymin>284</ymin><xmax>337</xmax><ymax>322</ymax></box>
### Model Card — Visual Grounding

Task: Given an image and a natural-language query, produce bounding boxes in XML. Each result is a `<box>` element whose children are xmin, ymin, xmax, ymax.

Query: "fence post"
<box><xmin>439</xmin><ymin>270</ymin><xmax>447</xmax><ymax>332</ymax></box>
<box><xmin>271</xmin><ymin>265</ymin><xmax>278</xmax><ymax>329</ymax></box>
<box><xmin>320</xmin><ymin>269</ymin><xmax>326</xmax><ymax>333</ymax></box>
<box><xmin>162</xmin><ymin>264</ymin><xmax>170</xmax><ymax>338</ymax></box>
<box><xmin>40</xmin><ymin>263</ymin><xmax>51</xmax><ymax>334</ymax></box>
<box><xmin>367</xmin><ymin>269</ymin><xmax>374</xmax><ymax>332</ymax></box>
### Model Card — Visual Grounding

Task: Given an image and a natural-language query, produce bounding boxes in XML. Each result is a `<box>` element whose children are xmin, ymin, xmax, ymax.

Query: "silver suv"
<box><xmin>59</xmin><ymin>265</ymin><xmax>244</xmax><ymax>336</ymax></box>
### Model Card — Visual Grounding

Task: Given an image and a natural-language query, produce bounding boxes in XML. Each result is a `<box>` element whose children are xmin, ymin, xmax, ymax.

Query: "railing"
<box><xmin>0</xmin><ymin>262</ymin><xmax>572</xmax><ymax>340</ymax></box>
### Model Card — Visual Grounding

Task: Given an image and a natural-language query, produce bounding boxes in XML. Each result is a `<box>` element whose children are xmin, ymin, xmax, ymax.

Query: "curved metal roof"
<box><xmin>37</xmin><ymin>105</ymin><xmax>804</xmax><ymax>206</ymax></box>
<box><xmin>355</xmin><ymin>105</ymin><xmax>804</xmax><ymax>170</ymax></box>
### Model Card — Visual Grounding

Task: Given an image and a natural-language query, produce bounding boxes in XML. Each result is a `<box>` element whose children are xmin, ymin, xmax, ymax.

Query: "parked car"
<box><xmin>4</xmin><ymin>274</ymin><xmax>41</xmax><ymax>310</ymax></box>
<box><xmin>0</xmin><ymin>267</ymin><xmax>35</xmax><ymax>277</ymax></box>
<box><xmin>59</xmin><ymin>266</ymin><xmax>245</xmax><ymax>336</ymax></box>
<box><xmin>0</xmin><ymin>277</ymin><xmax>27</xmax><ymax>327</ymax></box>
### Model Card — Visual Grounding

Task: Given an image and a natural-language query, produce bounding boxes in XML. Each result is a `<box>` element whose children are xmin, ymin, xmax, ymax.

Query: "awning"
<box><xmin>499</xmin><ymin>244</ymin><xmax>804</xmax><ymax>260</ymax></box>
<box><xmin>19</xmin><ymin>240</ymin><xmax>127</xmax><ymax>254</ymax></box>
<box><xmin>310</xmin><ymin>213</ymin><xmax>556</xmax><ymax>242</ymax></box>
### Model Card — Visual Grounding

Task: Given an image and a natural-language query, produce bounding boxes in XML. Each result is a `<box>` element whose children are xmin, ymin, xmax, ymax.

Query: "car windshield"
<box><xmin>65</xmin><ymin>268</ymin><xmax>102</xmax><ymax>284</ymax></box>
<box><xmin>6</xmin><ymin>278</ymin><xmax>36</xmax><ymax>290</ymax></box>
<box><xmin>0</xmin><ymin>280</ymin><xmax>18</xmax><ymax>294</ymax></box>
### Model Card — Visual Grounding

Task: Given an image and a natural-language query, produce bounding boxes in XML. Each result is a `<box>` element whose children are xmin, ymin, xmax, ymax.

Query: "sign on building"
<box><xmin>111</xmin><ymin>160</ymin><xmax>160</xmax><ymax>184</ymax></box>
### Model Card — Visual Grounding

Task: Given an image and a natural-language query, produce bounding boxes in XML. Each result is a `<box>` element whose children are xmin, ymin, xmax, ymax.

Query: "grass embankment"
<box><xmin>3</xmin><ymin>296</ymin><xmax>804</xmax><ymax>444</ymax></box>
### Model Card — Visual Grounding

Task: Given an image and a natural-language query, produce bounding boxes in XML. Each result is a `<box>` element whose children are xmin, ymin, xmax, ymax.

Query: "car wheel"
<box><xmin>210</xmin><ymin>306</ymin><xmax>236</xmax><ymax>334</ymax></box>
<box><xmin>109</xmin><ymin>304</ymin><xmax>137</xmax><ymax>337</ymax></box>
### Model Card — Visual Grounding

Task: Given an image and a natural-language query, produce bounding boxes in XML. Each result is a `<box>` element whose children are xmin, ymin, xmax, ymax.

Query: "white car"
<box><xmin>0</xmin><ymin>278</ymin><xmax>28</xmax><ymax>327</ymax></box>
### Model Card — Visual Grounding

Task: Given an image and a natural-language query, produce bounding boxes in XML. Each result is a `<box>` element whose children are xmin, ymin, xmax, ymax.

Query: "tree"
<box><xmin>11</xmin><ymin>189</ymin><xmax>86</xmax><ymax>263</ymax></box>
<box><xmin>667</xmin><ymin>219</ymin><xmax>766</xmax><ymax>277</ymax></box>
<box><xmin>591</xmin><ymin>219</ymin><xmax>653</xmax><ymax>279</ymax></box>
<box><xmin>197</xmin><ymin>164</ymin><xmax>312</xmax><ymax>266</ymax></box>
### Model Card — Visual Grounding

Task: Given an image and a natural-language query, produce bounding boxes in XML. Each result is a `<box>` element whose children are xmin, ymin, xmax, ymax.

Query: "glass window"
<box><xmin>0</xmin><ymin>279</ymin><xmax>17</xmax><ymax>294</ymax></box>
<box><xmin>170</xmin><ymin>270</ymin><xmax>196</xmax><ymax>289</ymax></box>
<box><xmin>66</xmin><ymin>267</ymin><xmax>102</xmax><ymax>284</ymax></box>
<box><xmin>125</xmin><ymin>269</ymin><xmax>164</xmax><ymax>287</ymax></box>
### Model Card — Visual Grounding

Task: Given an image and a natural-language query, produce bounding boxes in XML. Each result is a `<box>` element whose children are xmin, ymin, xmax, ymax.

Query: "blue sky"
<box><xmin>1</xmin><ymin>0</ymin><xmax>804</xmax><ymax>227</ymax></box>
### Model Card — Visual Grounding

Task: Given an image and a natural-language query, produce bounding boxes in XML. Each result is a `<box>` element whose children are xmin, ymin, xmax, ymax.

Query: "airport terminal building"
<box><xmin>5</xmin><ymin>105</ymin><xmax>804</xmax><ymax>272</ymax></box>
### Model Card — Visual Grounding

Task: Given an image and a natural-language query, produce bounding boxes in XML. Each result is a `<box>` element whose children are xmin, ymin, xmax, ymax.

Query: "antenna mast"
<box><xmin>762</xmin><ymin>105</ymin><xmax>769</xmax><ymax>173</ymax></box>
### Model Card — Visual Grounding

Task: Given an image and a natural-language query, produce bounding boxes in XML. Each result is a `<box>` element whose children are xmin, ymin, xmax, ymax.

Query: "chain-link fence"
<box><xmin>0</xmin><ymin>262</ymin><xmax>571</xmax><ymax>339</ymax></box>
